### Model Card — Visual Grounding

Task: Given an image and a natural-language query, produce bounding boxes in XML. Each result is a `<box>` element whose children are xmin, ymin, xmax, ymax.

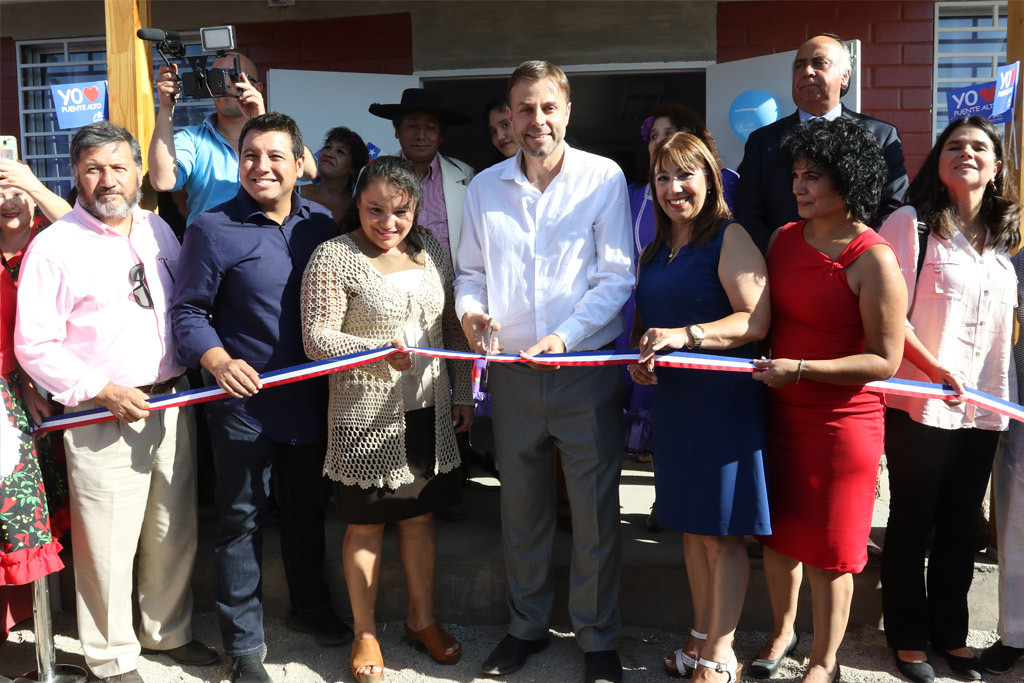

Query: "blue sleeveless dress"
<box><xmin>634</xmin><ymin>225</ymin><xmax>771</xmax><ymax>536</ymax></box>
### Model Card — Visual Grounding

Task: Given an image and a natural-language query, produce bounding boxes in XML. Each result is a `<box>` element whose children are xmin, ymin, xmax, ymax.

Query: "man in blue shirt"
<box><xmin>170</xmin><ymin>112</ymin><xmax>349</xmax><ymax>683</ymax></box>
<box><xmin>149</xmin><ymin>52</ymin><xmax>315</xmax><ymax>222</ymax></box>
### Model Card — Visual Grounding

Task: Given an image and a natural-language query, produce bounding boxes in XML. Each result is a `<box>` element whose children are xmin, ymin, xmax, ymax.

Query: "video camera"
<box><xmin>137</xmin><ymin>25</ymin><xmax>244</xmax><ymax>100</ymax></box>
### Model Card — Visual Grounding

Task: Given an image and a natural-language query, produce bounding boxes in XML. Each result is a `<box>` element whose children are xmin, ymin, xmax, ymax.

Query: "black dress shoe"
<box><xmin>941</xmin><ymin>651</ymin><xmax>983</xmax><ymax>680</ymax></box>
<box><xmin>481</xmin><ymin>633</ymin><xmax>550</xmax><ymax>676</ymax></box>
<box><xmin>584</xmin><ymin>650</ymin><xmax>623</xmax><ymax>683</ymax></box>
<box><xmin>285</xmin><ymin>608</ymin><xmax>354</xmax><ymax>646</ymax></box>
<box><xmin>893</xmin><ymin>650</ymin><xmax>935</xmax><ymax>683</ymax></box>
<box><xmin>89</xmin><ymin>672</ymin><xmax>144</xmax><ymax>683</ymax></box>
<box><xmin>231</xmin><ymin>652</ymin><xmax>272</xmax><ymax>683</ymax></box>
<box><xmin>141</xmin><ymin>638</ymin><xmax>219</xmax><ymax>665</ymax></box>
<box><xmin>749</xmin><ymin>632</ymin><xmax>799</xmax><ymax>678</ymax></box>
<box><xmin>646</xmin><ymin>503</ymin><xmax>663</xmax><ymax>533</ymax></box>
<box><xmin>980</xmin><ymin>640</ymin><xmax>1024</xmax><ymax>674</ymax></box>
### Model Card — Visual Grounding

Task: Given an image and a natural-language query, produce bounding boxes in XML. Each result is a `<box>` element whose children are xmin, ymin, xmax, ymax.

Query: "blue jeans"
<box><xmin>207</xmin><ymin>410</ymin><xmax>332</xmax><ymax>655</ymax></box>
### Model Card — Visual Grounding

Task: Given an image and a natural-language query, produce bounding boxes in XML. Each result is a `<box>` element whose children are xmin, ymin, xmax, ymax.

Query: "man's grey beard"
<box><xmin>77</xmin><ymin>180</ymin><xmax>142</xmax><ymax>221</ymax></box>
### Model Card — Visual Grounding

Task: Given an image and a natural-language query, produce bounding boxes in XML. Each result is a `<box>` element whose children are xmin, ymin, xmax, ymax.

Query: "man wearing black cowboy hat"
<box><xmin>369</xmin><ymin>88</ymin><xmax>474</xmax><ymax>270</ymax></box>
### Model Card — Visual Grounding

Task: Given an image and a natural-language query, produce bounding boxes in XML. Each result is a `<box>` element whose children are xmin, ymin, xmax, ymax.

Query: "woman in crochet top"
<box><xmin>300</xmin><ymin>155</ymin><xmax>473</xmax><ymax>683</ymax></box>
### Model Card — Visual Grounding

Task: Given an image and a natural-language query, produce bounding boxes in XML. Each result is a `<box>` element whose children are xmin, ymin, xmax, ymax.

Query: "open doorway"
<box><xmin>423</xmin><ymin>69</ymin><xmax>707</xmax><ymax>184</ymax></box>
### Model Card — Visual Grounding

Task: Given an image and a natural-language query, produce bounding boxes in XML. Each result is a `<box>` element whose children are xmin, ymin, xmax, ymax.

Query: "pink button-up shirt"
<box><xmin>880</xmin><ymin>205</ymin><xmax>1016</xmax><ymax>431</ymax></box>
<box><xmin>14</xmin><ymin>202</ymin><xmax>183</xmax><ymax>407</ymax></box>
<box><xmin>402</xmin><ymin>152</ymin><xmax>449</xmax><ymax>258</ymax></box>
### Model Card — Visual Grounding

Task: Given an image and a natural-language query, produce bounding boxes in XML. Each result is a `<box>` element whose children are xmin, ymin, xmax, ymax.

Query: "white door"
<box><xmin>705</xmin><ymin>41</ymin><xmax>861</xmax><ymax>170</ymax></box>
<box><xmin>266</xmin><ymin>69</ymin><xmax>421</xmax><ymax>158</ymax></box>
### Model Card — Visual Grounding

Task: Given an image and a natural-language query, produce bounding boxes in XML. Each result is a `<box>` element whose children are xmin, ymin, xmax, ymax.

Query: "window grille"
<box><xmin>16</xmin><ymin>34</ymin><xmax>216</xmax><ymax>198</ymax></box>
<box><xmin>933</xmin><ymin>1</ymin><xmax>1009</xmax><ymax>138</ymax></box>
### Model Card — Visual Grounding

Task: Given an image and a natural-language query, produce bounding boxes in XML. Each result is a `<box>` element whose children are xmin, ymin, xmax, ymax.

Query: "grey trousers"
<box><xmin>488</xmin><ymin>361</ymin><xmax>624</xmax><ymax>652</ymax></box>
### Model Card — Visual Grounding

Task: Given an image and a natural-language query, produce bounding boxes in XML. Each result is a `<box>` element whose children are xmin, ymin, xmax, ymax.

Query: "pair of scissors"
<box><xmin>481</xmin><ymin>320</ymin><xmax>494</xmax><ymax>384</ymax></box>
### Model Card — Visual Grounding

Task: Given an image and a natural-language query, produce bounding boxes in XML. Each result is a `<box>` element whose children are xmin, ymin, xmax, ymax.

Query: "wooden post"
<box><xmin>993</xmin><ymin>0</ymin><xmax>1024</xmax><ymax>554</ymax></box>
<box><xmin>1007</xmin><ymin>0</ymin><xmax>1023</xmax><ymax>206</ymax></box>
<box><xmin>104</xmin><ymin>0</ymin><xmax>154</xmax><ymax>207</ymax></box>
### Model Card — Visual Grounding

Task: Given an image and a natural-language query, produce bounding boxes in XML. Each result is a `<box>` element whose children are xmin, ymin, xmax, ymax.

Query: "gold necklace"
<box><xmin>215</xmin><ymin>125</ymin><xmax>239</xmax><ymax>142</ymax></box>
<box><xmin>958</xmin><ymin>222</ymin><xmax>984</xmax><ymax>244</ymax></box>
<box><xmin>667</xmin><ymin>235</ymin><xmax>690</xmax><ymax>260</ymax></box>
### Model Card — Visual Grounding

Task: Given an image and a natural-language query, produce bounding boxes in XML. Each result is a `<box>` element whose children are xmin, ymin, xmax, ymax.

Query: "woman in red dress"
<box><xmin>751</xmin><ymin>117</ymin><xmax>906</xmax><ymax>683</ymax></box>
<box><xmin>0</xmin><ymin>158</ymin><xmax>72</xmax><ymax>641</ymax></box>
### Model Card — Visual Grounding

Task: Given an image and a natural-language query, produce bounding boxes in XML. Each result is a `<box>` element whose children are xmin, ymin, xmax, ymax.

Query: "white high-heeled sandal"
<box><xmin>664</xmin><ymin>629</ymin><xmax>707</xmax><ymax>678</ymax></box>
<box><xmin>696</xmin><ymin>649</ymin><xmax>742</xmax><ymax>683</ymax></box>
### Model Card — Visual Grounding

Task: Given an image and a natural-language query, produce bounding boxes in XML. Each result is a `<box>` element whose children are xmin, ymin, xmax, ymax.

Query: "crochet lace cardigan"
<box><xmin>300</xmin><ymin>233</ymin><xmax>473</xmax><ymax>489</ymax></box>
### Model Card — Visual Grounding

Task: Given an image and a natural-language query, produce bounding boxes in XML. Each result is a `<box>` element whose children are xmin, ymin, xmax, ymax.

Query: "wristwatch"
<box><xmin>686</xmin><ymin>324</ymin><xmax>705</xmax><ymax>350</ymax></box>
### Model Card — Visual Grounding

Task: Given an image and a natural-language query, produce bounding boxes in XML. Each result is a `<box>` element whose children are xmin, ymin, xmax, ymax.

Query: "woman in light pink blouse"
<box><xmin>878</xmin><ymin>116</ymin><xmax>1020</xmax><ymax>683</ymax></box>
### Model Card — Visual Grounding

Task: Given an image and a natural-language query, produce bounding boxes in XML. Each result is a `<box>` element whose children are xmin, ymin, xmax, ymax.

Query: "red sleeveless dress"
<box><xmin>757</xmin><ymin>221</ymin><xmax>894</xmax><ymax>573</ymax></box>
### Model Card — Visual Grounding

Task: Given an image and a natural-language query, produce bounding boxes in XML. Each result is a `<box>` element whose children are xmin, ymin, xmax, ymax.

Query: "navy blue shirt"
<box><xmin>171</xmin><ymin>188</ymin><xmax>337</xmax><ymax>445</ymax></box>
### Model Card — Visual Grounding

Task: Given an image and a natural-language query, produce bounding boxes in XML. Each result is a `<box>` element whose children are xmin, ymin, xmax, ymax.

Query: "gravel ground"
<box><xmin>1</xmin><ymin>611</ymin><xmax>1018</xmax><ymax>682</ymax></box>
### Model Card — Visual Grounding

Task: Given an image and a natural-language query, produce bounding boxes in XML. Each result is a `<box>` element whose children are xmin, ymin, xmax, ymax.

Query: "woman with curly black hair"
<box><xmin>751</xmin><ymin>117</ymin><xmax>907</xmax><ymax>683</ymax></box>
<box><xmin>302</xmin><ymin>126</ymin><xmax>370</xmax><ymax>224</ymax></box>
<box><xmin>878</xmin><ymin>116</ymin><xmax>1019</xmax><ymax>683</ymax></box>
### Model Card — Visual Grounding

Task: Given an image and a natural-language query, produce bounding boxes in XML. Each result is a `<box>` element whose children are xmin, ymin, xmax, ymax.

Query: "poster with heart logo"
<box><xmin>49</xmin><ymin>79</ymin><xmax>109</xmax><ymax>129</ymax></box>
<box><xmin>991</xmin><ymin>61</ymin><xmax>1019</xmax><ymax>120</ymax></box>
<box><xmin>945</xmin><ymin>62</ymin><xmax>1018</xmax><ymax>125</ymax></box>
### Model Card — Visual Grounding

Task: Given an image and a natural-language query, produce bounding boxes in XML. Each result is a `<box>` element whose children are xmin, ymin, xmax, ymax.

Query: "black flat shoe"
<box><xmin>979</xmin><ymin>640</ymin><xmax>1024</xmax><ymax>674</ymax></box>
<box><xmin>584</xmin><ymin>650</ymin><xmax>623</xmax><ymax>683</ymax></box>
<box><xmin>481</xmin><ymin>633</ymin><xmax>550</xmax><ymax>676</ymax></box>
<box><xmin>749</xmin><ymin>632</ymin><xmax>799</xmax><ymax>678</ymax></box>
<box><xmin>941</xmin><ymin>651</ymin><xmax>983</xmax><ymax>680</ymax></box>
<box><xmin>893</xmin><ymin>650</ymin><xmax>935</xmax><ymax>683</ymax></box>
<box><xmin>832</xmin><ymin>663</ymin><xmax>841</xmax><ymax>683</ymax></box>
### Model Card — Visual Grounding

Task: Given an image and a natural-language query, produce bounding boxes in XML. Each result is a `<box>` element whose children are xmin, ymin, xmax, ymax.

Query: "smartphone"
<box><xmin>0</xmin><ymin>136</ymin><xmax>16</xmax><ymax>161</ymax></box>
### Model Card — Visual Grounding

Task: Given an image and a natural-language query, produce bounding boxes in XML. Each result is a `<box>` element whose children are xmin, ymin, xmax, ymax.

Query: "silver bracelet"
<box><xmin>795</xmin><ymin>359</ymin><xmax>804</xmax><ymax>384</ymax></box>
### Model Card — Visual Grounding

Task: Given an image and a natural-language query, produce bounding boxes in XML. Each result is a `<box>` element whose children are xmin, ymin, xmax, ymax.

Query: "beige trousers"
<box><xmin>64</xmin><ymin>386</ymin><xmax>197</xmax><ymax>678</ymax></box>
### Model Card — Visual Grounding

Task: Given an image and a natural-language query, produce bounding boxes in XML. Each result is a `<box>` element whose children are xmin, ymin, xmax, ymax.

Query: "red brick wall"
<box><xmin>718</xmin><ymin>1</ymin><xmax>933</xmax><ymax>177</ymax></box>
<box><xmin>236</xmin><ymin>13</ymin><xmax>413</xmax><ymax>78</ymax></box>
<box><xmin>1</xmin><ymin>37</ymin><xmax>19</xmax><ymax>140</ymax></box>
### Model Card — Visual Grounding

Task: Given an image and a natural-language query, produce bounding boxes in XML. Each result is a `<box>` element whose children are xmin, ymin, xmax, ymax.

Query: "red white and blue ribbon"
<box><xmin>31</xmin><ymin>348</ymin><xmax>1024</xmax><ymax>434</ymax></box>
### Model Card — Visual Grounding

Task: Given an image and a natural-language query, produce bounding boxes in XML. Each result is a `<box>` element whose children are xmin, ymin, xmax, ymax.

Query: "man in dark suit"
<box><xmin>734</xmin><ymin>34</ymin><xmax>909</xmax><ymax>251</ymax></box>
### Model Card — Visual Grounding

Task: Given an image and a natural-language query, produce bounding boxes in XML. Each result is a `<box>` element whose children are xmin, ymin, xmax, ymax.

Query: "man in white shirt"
<box><xmin>455</xmin><ymin>60</ymin><xmax>633</xmax><ymax>683</ymax></box>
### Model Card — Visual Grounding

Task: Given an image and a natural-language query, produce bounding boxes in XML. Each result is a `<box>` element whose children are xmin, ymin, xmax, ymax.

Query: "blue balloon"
<box><xmin>729</xmin><ymin>90</ymin><xmax>780</xmax><ymax>142</ymax></box>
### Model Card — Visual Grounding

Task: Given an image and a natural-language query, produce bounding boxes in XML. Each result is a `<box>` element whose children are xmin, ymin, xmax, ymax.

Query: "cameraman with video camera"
<box><xmin>148</xmin><ymin>49</ymin><xmax>314</xmax><ymax>222</ymax></box>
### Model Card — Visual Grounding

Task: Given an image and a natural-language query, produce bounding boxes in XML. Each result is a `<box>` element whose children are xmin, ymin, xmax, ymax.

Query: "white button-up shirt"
<box><xmin>880</xmin><ymin>205</ymin><xmax>1016</xmax><ymax>430</ymax></box>
<box><xmin>454</xmin><ymin>144</ymin><xmax>633</xmax><ymax>353</ymax></box>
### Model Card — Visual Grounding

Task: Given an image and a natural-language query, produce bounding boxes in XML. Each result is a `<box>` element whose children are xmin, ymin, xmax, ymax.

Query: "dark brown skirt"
<box><xmin>334</xmin><ymin>406</ymin><xmax>462</xmax><ymax>524</ymax></box>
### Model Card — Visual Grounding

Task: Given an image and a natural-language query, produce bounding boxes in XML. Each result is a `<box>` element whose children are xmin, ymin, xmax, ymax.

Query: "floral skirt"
<box><xmin>0</xmin><ymin>370</ymin><xmax>68</xmax><ymax>586</ymax></box>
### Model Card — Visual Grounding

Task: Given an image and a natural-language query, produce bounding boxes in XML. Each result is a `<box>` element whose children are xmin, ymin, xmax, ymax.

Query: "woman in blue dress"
<box><xmin>620</xmin><ymin>104</ymin><xmax>739</xmax><ymax>532</ymax></box>
<box><xmin>631</xmin><ymin>131</ymin><xmax>771</xmax><ymax>683</ymax></box>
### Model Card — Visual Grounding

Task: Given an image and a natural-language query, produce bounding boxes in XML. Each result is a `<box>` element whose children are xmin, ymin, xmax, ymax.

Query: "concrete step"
<box><xmin>189</xmin><ymin>456</ymin><xmax>1001</xmax><ymax>633</ymax></box>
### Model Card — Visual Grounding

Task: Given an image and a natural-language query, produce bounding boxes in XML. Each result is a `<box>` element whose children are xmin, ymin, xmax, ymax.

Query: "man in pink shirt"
<box><xmin>14</xmin><ymin>122</ymin><xmax>215</xmax><ymax>683</ymax></box>
<box><xmin>369</xmin><ymin>88</ymin><xmax>474</xmax><ymax>269</ymax></box>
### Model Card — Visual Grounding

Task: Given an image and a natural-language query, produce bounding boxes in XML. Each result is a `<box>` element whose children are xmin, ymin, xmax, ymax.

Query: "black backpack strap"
<box><xmin>915</xmin><ymin>220</ymin><xmax>930</xmax><ymax>285</ymax></box>
<box><xmin>907</xmin><ymin>220</ymin><xmax>931</xmax><ymax>319</ymax></box>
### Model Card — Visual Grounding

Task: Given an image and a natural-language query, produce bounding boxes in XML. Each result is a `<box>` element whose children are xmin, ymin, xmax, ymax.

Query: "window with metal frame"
<box><xmin>933</xmin><ymin>1</ymin><xmax>1009</xmax><ymax>138</ymax></box>
<box><xmin>16</xmin><ymin>34</ymin><xmax>217</xmax><ymax>199</ymax></box>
